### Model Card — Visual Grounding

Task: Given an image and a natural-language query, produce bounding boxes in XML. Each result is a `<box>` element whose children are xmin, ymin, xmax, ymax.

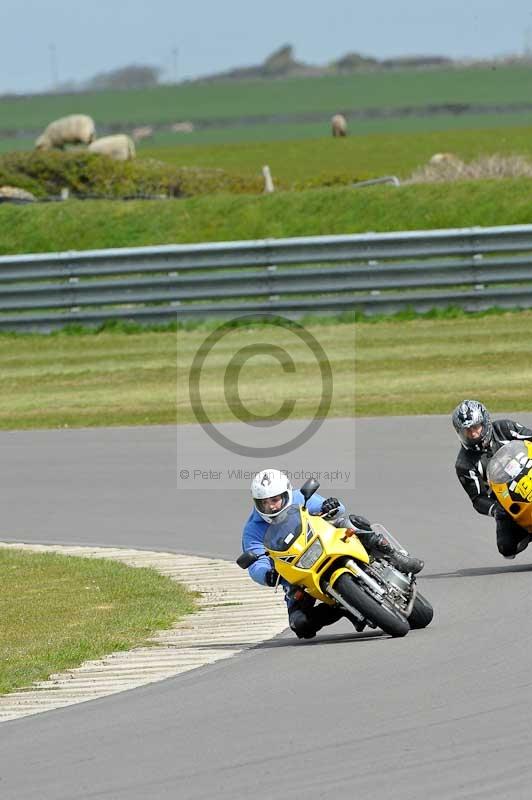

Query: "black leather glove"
<box><xmin>264</xmin><ymin>569</ymin><xmax>279</xmax><ymax>587</ymax></box>
<box><xmin>321</xmin><ymin>497</ymin><xmax>341</xmax><ymax>520</ymax></box>
<box><xmin>349</xmin><ymin>513</ymin><xmax>373</xmax><ymax>532</ymax></box>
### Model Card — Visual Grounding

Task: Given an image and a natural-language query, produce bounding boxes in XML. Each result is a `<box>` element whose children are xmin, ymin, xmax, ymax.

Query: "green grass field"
<box><xmin>142</xmin><ymin>126</ymin><xmax>532</xmax><ymax>182</ymax></box>
<box><xmin>0</xmin><ymin>548</ymin><xmax>197</xmax><ymax>695</ymax></box>
<box><xmin>0</xmin><ymin>312</ymin><xmax>531</xmax><ymax>429</ymax></box>
<box><xmin>142</xmin><ymin>111</ymin><xmax>532</xmax><ymax>146</ymax></box>
<box><xmin>4</xmin><ymin>113</ymin><xmax>532</xmax><ymax>155</ymax></box>
<box><xmin>2</xmin><ymin>66</ymin><xmax>532</xmax><ymax>132</ymax></box>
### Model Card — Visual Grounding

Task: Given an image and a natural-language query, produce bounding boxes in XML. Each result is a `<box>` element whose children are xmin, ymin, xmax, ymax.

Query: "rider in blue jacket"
<box><xmin>242</xmin><ymin>468</ymin><xmax>423</xmax><ymax>639</ymax></box>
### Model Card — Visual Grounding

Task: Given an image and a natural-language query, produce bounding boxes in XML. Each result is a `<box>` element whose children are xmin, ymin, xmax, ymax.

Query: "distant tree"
<box><xmin>85</xmin><ymin>64</ymin><xmax>161</xmax><ymax>91</ymax></box>
<box><xmin>263</xmin><ymin>45</ymin><xmax>300</xmax><ymax>75</ymax></box>
<box><xmin>332</xmin><ymin>52</ymin><xmax>379</xmax><ymax>71</ymax></box>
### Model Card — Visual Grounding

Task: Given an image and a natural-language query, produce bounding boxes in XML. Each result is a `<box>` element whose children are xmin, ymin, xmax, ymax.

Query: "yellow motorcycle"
<box><xmin>238</xmin><ymin>479</ymin><xmax>433</xmax><ymax>638</ymax></box>
<box><xmin>488</xmin><ymin>439</ymin><xmax>532</xmax><ymax>534</ymax></box>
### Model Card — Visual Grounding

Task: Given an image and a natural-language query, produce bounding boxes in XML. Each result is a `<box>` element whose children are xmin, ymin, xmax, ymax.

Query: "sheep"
<box><xmin>88</xmin><ymin>134</ymin><xmax>136</xmax><ymax>161</ymax></box>
<box><xmin>170</xmin><ymin>121</ymin><xmax>194</xmax><ymax>134</ymax></box>
<box><xmin>429</xmin><ymin>152</ymin><xmax>461</xmax><ymax>166</ymax></box>
<box><xmin>331</xmin><ymin>113</ymin><xmax>347</xmax><ymax>137</ymax></box>
<box><xmin>0</xmin><ymin>186</ymin><xmax>35</xmax><ymax>201</ymax></box>
<box><xmin>35</xmin><ymin>114</ymin><xmax>95</xmax><ymax>150</ymax></box>
<box><xmin>132</xmin><ymin>125</ymin><xmax>154</xmax><ymax>142</ymax></box>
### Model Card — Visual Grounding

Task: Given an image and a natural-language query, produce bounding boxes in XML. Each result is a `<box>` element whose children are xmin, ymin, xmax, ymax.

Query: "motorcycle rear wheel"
<box><xmin>334</xmin><ymin>573</ymin><xmax>409</xmax><ymax>638</ymax></box>
<box><xmin>408</xmin><ymin>592</ymin><xmax>434</xmax><ymax>629</ymax></box>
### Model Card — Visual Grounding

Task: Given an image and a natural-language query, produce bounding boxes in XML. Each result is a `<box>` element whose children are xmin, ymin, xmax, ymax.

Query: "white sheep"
<box><xmin>88</xmin><ymin>134</ymin><xmax>136</xmax><ymax>161</ymax></box>
<box><xmin>35</xmin><ymin>114</ymin><xmax>96</xmax><ymax>150</ymax></box>
<box><xmin>429</xmin><ymin>152</ymin><xmax>461</xmax><ymax>166</ymax></box>
<box><xmin>170</xmin><ymin>121</ymin><xmax>194</xmax><ymax>134</ymax></box>
<box><xmin>331</xmin><ymin>114</ymin><xmax>347</xmax><ymax>137</ymax></box>
<box><xmin>0</xmin><ymin>186</ymin><xmax>35</xmax><ymax>201</ymax></box>
<box><xmin>132</xmin><ymin>125</ymin><xmax>154</xmax><ymax>142</ymax></box>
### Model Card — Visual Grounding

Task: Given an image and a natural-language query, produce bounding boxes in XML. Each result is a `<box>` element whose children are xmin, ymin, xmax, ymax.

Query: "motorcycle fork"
<box><xmin>323</xmin><ymin>583</ymin><xmax>368</xmax><ymax>626</ymax></box>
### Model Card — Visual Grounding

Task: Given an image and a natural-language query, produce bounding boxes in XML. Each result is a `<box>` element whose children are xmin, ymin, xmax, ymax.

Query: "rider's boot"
<box><xmin>501</xmin><ymin>534</ymin><xmax>531</xmax><ymax>559</ymax></box>
<box><xmin>379</xmin><ymin>541</ymin><xmax>424</xmax><ymax>575</ymax></box>
<box><xmin>311</xmin><ymin>603</ymin><xmax>344</xmax><ymax>630</ymax></box>
<box><xmin>349</xmin><ymin>516</ymin><xmax>424</xmax><ymax>575</ymax></box>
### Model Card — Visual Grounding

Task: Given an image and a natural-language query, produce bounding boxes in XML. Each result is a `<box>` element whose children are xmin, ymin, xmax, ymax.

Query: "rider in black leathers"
<box><xmin>453</xmin><ymin>399</ymin><xmax>532</xmax><ymax>558</ymax></box>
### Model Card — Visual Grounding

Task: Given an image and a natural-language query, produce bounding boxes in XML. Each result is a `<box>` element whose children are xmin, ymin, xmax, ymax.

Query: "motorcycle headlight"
<box><xmin>297</xmin><ymin>538</ymin><xmax>323</xmax><ymax>569</ymax></box>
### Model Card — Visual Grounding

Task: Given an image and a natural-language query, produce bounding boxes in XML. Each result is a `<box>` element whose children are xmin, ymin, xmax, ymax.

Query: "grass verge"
<box><xmin>1</xmin><ymin>309</ymin><xmax>532</xmax><ymax>429</ymax></box>
<box><xmin>0</xmin><ymin>549</ymin><xmax>198</xmax><ymax>695</ymax></box>
<box><xmin>1</xmin><ymin>177</ymin><xmax>532</xmax><ymax>255</ymax></box>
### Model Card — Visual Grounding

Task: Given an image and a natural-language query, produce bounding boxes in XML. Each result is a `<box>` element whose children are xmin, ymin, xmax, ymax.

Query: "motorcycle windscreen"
<box><xmin>263</xmin><ymin>505</ymin><xmax>303</xmax><ymax>552</ymax></box>
<box><xmin>487</xmin><ymin>440</ymin><xmax>530</xmax><ymax>485</ymax></box>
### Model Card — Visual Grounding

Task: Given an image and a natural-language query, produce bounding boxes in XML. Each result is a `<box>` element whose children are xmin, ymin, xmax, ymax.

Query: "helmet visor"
<box><xmin>257</xmin><ymin>493</ymin><xmax>285</xmax><ymax>514</ymax></box>
<box><xmin>461</xmin><ymin>423</ymin><xmax>485</xmax><ymax>443</ymax></box>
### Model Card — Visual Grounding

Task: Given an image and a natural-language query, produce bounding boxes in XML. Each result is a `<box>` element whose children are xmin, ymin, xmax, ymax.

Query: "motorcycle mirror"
<box><xmin>300</xmin><ymin>478</ymin><xmax>320</xmax><ymax>505</ymax></box>
<box><xmin>236</xmin><ymin>551</ymin><xmax>259</xmax><ymax>569</ymax></box>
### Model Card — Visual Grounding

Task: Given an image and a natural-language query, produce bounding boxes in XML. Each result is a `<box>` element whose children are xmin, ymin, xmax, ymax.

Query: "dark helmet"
<box><xmin>452</xmin><ymin>399</ymin><xmax>493</xmax><ymax>452</ymax></box>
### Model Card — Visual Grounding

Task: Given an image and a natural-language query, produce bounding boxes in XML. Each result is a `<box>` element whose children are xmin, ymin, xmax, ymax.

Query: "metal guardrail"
<box><xmin>1</xmin><ymin>224</ymin><xmax>532</xmax><ymax>331</ymax></box>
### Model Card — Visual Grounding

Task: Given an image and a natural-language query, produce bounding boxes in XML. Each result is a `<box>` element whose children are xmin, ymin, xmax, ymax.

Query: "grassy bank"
<box><xmin>1</xmin><ymin>177</ymin><xmax>532</xmax><ymax>255</ymax></box>
<box><xmin>0</xmin><ymin>311</ymin><xmax>531</xmax><ymax>429</ymax></box>
<box><xmin>0</xmin><ymin>549</ymin><xmax>197</xmax><ymax>695</ymax></box>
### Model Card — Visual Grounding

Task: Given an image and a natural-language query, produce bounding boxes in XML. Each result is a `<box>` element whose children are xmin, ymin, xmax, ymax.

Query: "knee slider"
<box><xmin>289</xmin><ymin>609</ymin><xmax>316</xmax><ymax>639</ymax></box>
<box><xmin>498</xmin><ymin>541</ymin><xmax>517</xmax><ymax>557</ymax></box>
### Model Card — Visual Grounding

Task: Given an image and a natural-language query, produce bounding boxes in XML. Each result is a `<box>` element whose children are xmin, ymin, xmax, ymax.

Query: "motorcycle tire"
<box><xmin>408</xmin><ymin>592</ymin><xmax>434</xmax><ymax>629</ymax></box>
<box><xmin>334</xmin><ymin>573</ymin><xmax>409</xmax><ymax>638</ymax></box>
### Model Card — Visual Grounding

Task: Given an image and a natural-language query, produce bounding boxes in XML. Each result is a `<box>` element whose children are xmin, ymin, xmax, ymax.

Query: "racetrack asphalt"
<box><xmin>2</xmin><ymin>414</ymin><xmax>532</xmax><ymax>799</ymax></box>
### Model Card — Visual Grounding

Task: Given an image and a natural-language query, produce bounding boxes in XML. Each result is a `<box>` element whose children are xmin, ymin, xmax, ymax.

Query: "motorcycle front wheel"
<box><xmin>334</xmin><ymin>573</ymin><xmax>410</xmax><ymax>638</ymax></box>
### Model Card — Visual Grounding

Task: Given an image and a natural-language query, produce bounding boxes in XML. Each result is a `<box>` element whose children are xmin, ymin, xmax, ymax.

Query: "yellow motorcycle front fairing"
<box><xmin>264</xmin><ymin>505</ymin><xmax>370</xmax><ymax>605</ymax></box>
<box><xmin>488</xmin><ymin>440</ymin><xmax>532</xmax><ymax>533</ymax></box>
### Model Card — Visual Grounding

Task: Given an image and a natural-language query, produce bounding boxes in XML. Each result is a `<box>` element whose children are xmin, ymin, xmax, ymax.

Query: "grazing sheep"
<box><xmin>331</xmin><ymin>113</ymin><xmax>347</xmax><ymax>137</ymax></box>
<box><xmin>35</xmin><ymin>114</ymin><xmax>95</xmax><ymax>150</ymax></box>
<box><xmin>132</xmin><ymin>125</ymin><xmax>154</xmax><ymax>142</ymax></box>
<box><xmin>170</xmin><ymin>121</ymin><xmax>194</xmax><ymax>134</ymax></box>
<box><xmin>88</xmin><ymin>134</ymin><xmax>136</xmax><ymax>161</ymax></box>
<box><xmin>0</xmin><ymin>186</ymin><xmax>35</xmax><ymax>201</ymax></box>
<box><xmin>429</xmin><ymin>152</ymin><xmax>461</xmax><ymax>166</ymax></box>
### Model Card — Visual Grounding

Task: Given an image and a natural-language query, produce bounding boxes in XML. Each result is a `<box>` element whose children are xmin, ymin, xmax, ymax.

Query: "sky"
<box><xmin>2</xmin><ymin>0</ymin><xmax>532</xmax><ymax>95</ymax></box>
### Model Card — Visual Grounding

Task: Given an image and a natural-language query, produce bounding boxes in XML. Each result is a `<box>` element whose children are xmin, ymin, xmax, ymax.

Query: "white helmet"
<box><xmin>251</xmin><ymin>468</ymin><xmax>293</xmax><ymax>523</ymax></box>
